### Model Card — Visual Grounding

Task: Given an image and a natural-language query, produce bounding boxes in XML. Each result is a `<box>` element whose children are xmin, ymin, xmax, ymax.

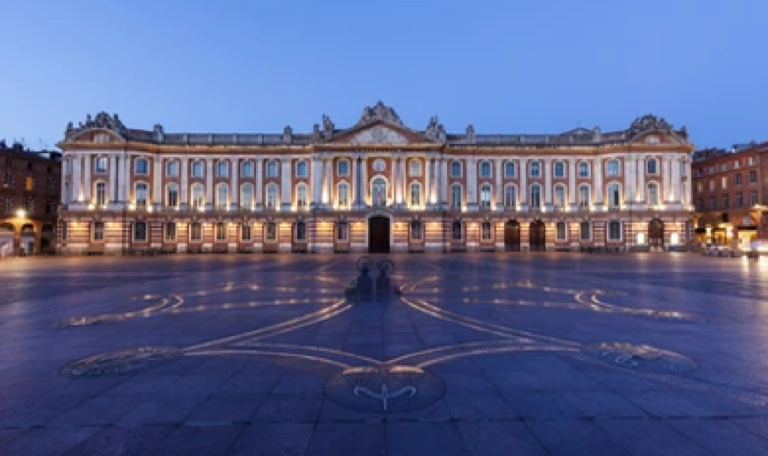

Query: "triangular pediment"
<box><xmin>331</xmin><ymin>121</ymin><xmax>431</xmax><ymax>145</ymax></box>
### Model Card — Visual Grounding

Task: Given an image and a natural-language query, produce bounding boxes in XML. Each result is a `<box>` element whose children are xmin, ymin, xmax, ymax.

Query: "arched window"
<box><xmin>372</xmin><ymin>177</ymin><xmax>387</xmax><ymax>206</ymax></box>
<box><xmin>554</xmin><ymin>185</ymin><xmax>566</xmax><ymax>207</ymax></box>
<box><xmin>554</xmin><ymin>162</ymin><xmax>565</xmax><ymax>178</ymax></box>
<box><xmin>135</xmin><ymin>158</ymin><xmax>149</xmax><ymax>175</ymax></box>
<box><xmin>647</xmin><ymin>159</ymin><xmax>658</xmax><ymax>175</ymax></box>
<box><xmin>480</xmin><ymin>184</ymin><xmax>492</xmax><ymax>207</ymax></box>
<box><xmin>451</xmin><ymin>161</ymin><xmax>462</xmax><ymax>177</ymax></box>
<box><xmin>191</xmin><ymin>160</ymin><xmax>204</xmax><ymax>177</ymax></box>
<box><xmin>480</xmin><ymin>161</ymin><xmax>492</xmax><ymax>178</ymax></box>
<box><xmin>296</xmin><ymin>161</ymin><xmax>308</xmax><ymax>178</ymax></box>
<box><xmin>266</xmin><ymin>161</ymin><xmax>278</xmax><ymax>178</ymax></box>
<box><xmin>409</xmin><ymin>159</ymin><xmax>422</xmax><ymax>177</ymax></box>
<box><xmin>504</xmin><ymin>185</ymin><xmax>516</xmax><ymax>207</ymax></box>
<box><xmin>451</xmin><ymin>184</ymin><xmax>462</xmax><ymax>207</ymax></box>
<box><xmin>217</xmin><ymin>161</ymin><xmax>228</xmax><ymax>178</ymax></box>
<box><xmin>578</xmin><ymin>162</ymin><xmax>589</xmax><ymax>178</ymax></box>
<box><xmin>648</xmin><ymin>182</ymin><xmax>660</xmax><ymax>206</ymax></box>
<box><xmin>578</xmin><ymin>185</ymin><xmax>590</xmax><ymax>207</ymax></box>
<box><xmin>606</xmin><ymin>159</ymin><xmax>620</xmax><ymax>177</ymax></box>
<box><xmin>166</xmin><ymin>183</ymin><xmax>179</xmax><ymax>207</ymax></box>
<box><xmin>337</xmin><ymin>182</ymin><xmax>350</xmax><ymax>207</ymax></box>
<box><xmin>166</xmin><ymin>160</ymin><xmax>179</xmax><ymax>177</ymax></box>
<box><xmin>504</xmin><ymin>161</ymin><xmax>516</xmax><ymax>178</ymax></box>
<box><xmin>216</xmin><ymin>183</ymin><xmax>229</xmax><ymax>208</ymax></box>
<box><xmin>530</xmin><ymin>185</ymin><xmax>541</xmax><ymax>208</ymax></box>
<box><xmin>240</xmin><ymin>183</ymin><xmax>254</xmax><ymax>209</ymax></box>
<box><xmin>266</xmin><ymin>184</ymin><xmax>279</xmax><ymax>208</ymax></box>
<box><xmin>95</xmin><ymin>182</ymin><xmax>106</xmax><ymax>206</ymax></box>
<box><xmin>135</xmin><ymin>182</ymin><xmax>149</xmax><ymax>207</ymax></box>
<box><xmin>241</xmin><ymin>161</ymin><xmax>254</xmax><ymax>177</ymax></box>
<box><xmin>410</xmin><ymin>182</ymin><xmax>421</xmax><ymax>206</ymax></box>
<box><xmin>607</xmin><ymin>183</ymin><xmax>621</xmax><ymax>207</ymax></box>
<box><xmin>296</xmin><ymin>183</ymin><xmax>308</xmax><ymax>207</ymax></box>
<box><xmin>191</xmin><ymin>183</ymin><xmax>205</xmax><ymax>207</ymax></box>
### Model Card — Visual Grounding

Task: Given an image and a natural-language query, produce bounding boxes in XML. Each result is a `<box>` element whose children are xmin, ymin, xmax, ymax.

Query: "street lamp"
<box><xmin>16</xmin><ymin>208</ymin><xmax>26</xmax><ymax>219</ymax></box>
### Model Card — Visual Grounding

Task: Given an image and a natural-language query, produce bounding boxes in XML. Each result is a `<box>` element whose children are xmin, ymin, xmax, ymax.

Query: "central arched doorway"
<box><xmin>649</xmin><ymin>218</ymin><xmax>664</xmax><ymax>251</ymax></box>
<box><xmin>529</xmin><ymin>220</ymin><xmax>546</xmax><ymax>252</ymax></box>
<box><xmin>368</xmin><ymin>216</ymin><xmax>390</xmax><ymax>253</ymax></box>
<box><xmin>504</xmin><ymin>220</ymin><xmax>521</xmax><ymax>252</ymax></box>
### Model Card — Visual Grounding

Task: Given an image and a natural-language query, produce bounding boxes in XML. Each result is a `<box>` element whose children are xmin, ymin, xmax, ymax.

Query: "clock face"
<box><xmin>373</xmin><ymin>159</ymin><xmax>386</xmax><ymax>172</ymax></box>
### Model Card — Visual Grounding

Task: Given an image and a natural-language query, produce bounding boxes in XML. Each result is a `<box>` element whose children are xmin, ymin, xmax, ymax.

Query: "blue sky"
<box><xmin>2</xmin><ymin>0</ymin><xmax>766</xmax><ymax>150</ymax></box>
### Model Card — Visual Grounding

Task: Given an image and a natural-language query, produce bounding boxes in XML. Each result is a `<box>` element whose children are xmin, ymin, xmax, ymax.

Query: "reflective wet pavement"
<box><xmin>2</xmin><ymin>253</ymin><xmax>768</xmax><ymax>455</ymax></box>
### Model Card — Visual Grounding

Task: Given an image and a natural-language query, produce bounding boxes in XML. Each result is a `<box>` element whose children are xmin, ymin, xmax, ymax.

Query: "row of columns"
<box><xmin>63</xmin><ymin>153</ymin><xmax>691</xmax><ymax>209</ymax></box>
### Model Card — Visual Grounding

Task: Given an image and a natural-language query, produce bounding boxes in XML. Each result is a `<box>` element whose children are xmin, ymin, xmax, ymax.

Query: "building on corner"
<box><xmin>0</xmin><ymin>140</ymin><xmax>62</xmax><ymax>256</ymax></box>
<box><xmin>56</xmin><ymin>102</ymin><xmax>695</xmax><ymax>255</ymax></box>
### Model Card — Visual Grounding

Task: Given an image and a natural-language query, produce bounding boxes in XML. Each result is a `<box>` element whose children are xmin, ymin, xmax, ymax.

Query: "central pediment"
<box><xmin>350</xmin><ymin>125</ymin><xmax>409</xmax><ymax>145</ymax></box>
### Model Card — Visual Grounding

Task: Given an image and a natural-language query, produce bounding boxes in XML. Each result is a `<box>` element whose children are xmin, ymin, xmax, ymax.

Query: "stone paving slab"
<box><xmin>1</xmin><ymin>253</ymin><xmax>768</xmax><ymax>455</ymax></box>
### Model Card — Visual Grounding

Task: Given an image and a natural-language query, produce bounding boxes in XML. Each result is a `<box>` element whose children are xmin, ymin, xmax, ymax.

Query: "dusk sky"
<box><xmin>2</xmin><ymin>0</ymin><xmax>766</xmax><ymax>151</ymax></box>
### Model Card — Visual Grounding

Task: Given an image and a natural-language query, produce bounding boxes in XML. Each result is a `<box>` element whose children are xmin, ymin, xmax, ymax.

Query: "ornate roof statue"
<box><xmin>465</xmin><ymin>124</ymin><xmax>476</xmax><ymax>143</ymax></box>
<box><xmin>65</xmin><ymin>112</ymin><xmax>126</xmax><ymax>139</ymax></box>
<box><xmin>321</xmin><ymin>114</ymin><xmax>335</xmax><ymax>140</ymax></box>
<box><xmin>424</xmin><ymin>116</ymin><xmax>447</xmax><ymax>143</ymax></box>
<box><xmin>627</xmin><ymin>114</ymin><xmax>674</xmax><ymax>138</ymax></box>
<box><xmin>357</xmin><ymin>101</ymin><xmax>404</xmax><ymax>126</ymax></box>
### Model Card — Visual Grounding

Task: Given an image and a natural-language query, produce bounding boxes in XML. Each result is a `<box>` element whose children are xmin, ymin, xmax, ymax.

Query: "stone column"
<box><xmin>281</xmin><ymin>158</ymin><xmax>292</xmax><ymax>209</ymax></box>
<box><xmin>440</xmin><ymin>158</ymin><xmax>448</xmax><ymax>206</ymax></box>
<box><xmin>391</xmin><ymin>155</ymin><xmax>399</xmax><ymax>205</ymax></box>
<box><xmin>429</xmin><ymin>156</ymin><xmax>438</xmax><ymax>206</ymax></box>
<box><xmin>180</xmin><ymin>158</ymin><xmax>189</xmax><ymax>205</ymax></box>
<box><xmin>255</xmin><ymin>158</ymin><xmax>263</xmax><ymax>207</ymax></box>
<box><xmin>495</xmin><ymin>159</ymin><xmax>503</xmax><ymax>210</ymax></box>
<box><xmin>662</xmin><ymin>155</ymin><xmax>671</xmax><ymax>202</ymax></box>
<box><xmin>568</xmin><ymin>159</ymin><xmax>576</xmax><ymax>206</ymax></box>
<box><xmin>361</xmin><ymin>157</ymin><xmax>368</xmax><ymax>205</ymax></box>
<box><xmin>544</xmin><ymin>159</ymin><xmax>552</xmax><ymax>206</ymax></box>
<box><xmin>624</xmin><ymin>155</ymin><xmax>635</xmax><ymax>204</ymax></box>
<box><xmin>467</xmin><ymin>157</ymin><xmax>477</xmax><ymax>208</ymax></box>
<box><xmin>153</xmin><ymin>156</ymin><xmax>162</xmax><ymax>206</ymax></box>
<box><xmin>205</xmin><ymin>159</ymin><xmax>214</xmax><ymax>207</ymax></box>
<box><xmin>117</xmin><ymin>154</ymin><xmax>128</xmax><ymax>202</ymax></box>
<box><xmin>72</xmin><ymin>154</ymin><xmax>82</xmax><ymax>202</ymax></box>
<box><xmin>109</xmin><ymin>155</ymin><xmax>117</xmax><ymax>204</ymax></box>
<box><xmin>594</xmin><ymin>158</ymin><xmax>603</xmax><ymax>205</ymax></box>
<box><xmin>310</xmin><ymin>155</ymin><xmax>320</xmax><ymax>206</ymax></box>
<box><xmin>519</xmin><ymin>158</ymin><xmax>528</xmax><ymax>206</ymax></box>
<box><xmin>635</xmin><ymin>156</ymin><xmax>644</xmax><ymax>202</ymax></box>
<box><xmin>671</xmin><ymin>156</ymin><xmax>681</xmax><ymax>202</ymax></box>
<box><xmin>231</xmin><ymin>158</ymin><xmax>239</xmax><ymax>209</ymax></box>
<box><xmin>82</xmin><ymin>154</ymin><xmax>92</xmax><ymax>203</ymax></box>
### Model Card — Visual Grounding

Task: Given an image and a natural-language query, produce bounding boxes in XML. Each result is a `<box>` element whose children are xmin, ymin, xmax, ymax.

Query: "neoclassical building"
<box><xmin>57</xmin><ymin>102</ymin><xmax>695</xmax><ymax>255</ymax></box>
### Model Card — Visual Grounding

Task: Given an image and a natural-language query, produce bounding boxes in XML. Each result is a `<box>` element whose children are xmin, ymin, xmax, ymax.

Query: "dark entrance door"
<box><xmin>530</xmin><ymin>220</ymin><xmax>546</xmax><ymax>252</ymax></box>
<box><xmin>649</xmin><ymin>218</ymin><xmax>664</xmax><ymax>251</ymax></box>
<box><xmin>504</xmin><ymin>220</ymin><xmax>521</xmax><ymax>252</ymax></box>
<box><xmin>369</xmin><ymin>216</ymin><xmax>390</xmax><ymax>253</ymax></box>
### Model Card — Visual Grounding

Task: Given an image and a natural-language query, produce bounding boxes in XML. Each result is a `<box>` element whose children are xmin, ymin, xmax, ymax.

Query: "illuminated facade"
<box><xmin>57</xmin><ymin>102</ymin><xmax>695</xmax><ymax>255</ymax></box>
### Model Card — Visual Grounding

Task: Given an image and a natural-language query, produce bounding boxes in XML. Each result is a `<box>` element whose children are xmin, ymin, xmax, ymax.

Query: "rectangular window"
<box><xmin>410</xmin><ymin>221</ymin><xmax>423</xmax><ymax>241</ymax></box>
<box><xmin>708</xmin><ymin>180</ymin><xmax>714</xmax><ymax>191</ymax></box>
<box><xmin>720</xmin><ymin>163</ymin><xmax>728</xmax><ymax>172</ymax></box>
<box><xmin>735</xmin><ymin>174</ymin><xmax>742</xmax><ymax>186</ymax></box>
<box><xmin>748</xmin><ymin>156</ymin><xmax>756</xmax><ymax>166</ymax></box>
<box><xmin>191</xmin><ymin>161</ymin><xmax>204</xmax><ymax>177</ymax></box>
<box><xmin>295</xmin><ymin>222</ymin><xmax>306</xmax><ymax>241</ymax></box>
<box><xmin>452</xmin><ymin>221</ymin><xmax>462</xmax><ymax>241</ymax></box>
<box><xmin>578</xmin><ymin>162</ymin><xmax>589</xmax><ymax>178</ymax></box>
<box><xmin>336</xmin><ymin>222</ymin><xmax>348</xmax><ymax>241</ymax></box>
<box><xmin>580</xmin><ymin>222</ymin><xmax>590</xmax><ymax>241</ymax></box>
<box><xmin>93</xmin><ymin>221</ymin><xmax>104</xmax><ymax>241</ymax></box>
<box><xmin>556</xmin><ymin>222</ymin><xmax>566</xmax><ymax>241</ymax></box>
<box><xmin>709</xmin><ymin>197</ymin><xmax>716</xmax><ymax>211</ymax></box>
<box><xmin>190</xmin><ymin>223</ymin><xmax>202</xmax><ymax>241</ymax></box>
<box><xmin>241</xmin><ymin>224</ymin><xmax>252</xmax><ymax>241</ymax></box>
<box><xmin>337</xmin><ymin>160</ymin><xmax>349</xmax><ymax>176</ymax></box>
<box><xmin>608</xmin><ymin>222</ymin><xmax>621</xmax><ymax>241</ymax></box>
<box><xmin>25</xmin><ymin>176</ymin><xmax>33</xmax><ymax>191</ymax></box>
<box><xmin>216</xmin><ymin>223</ymin><xmax>227</xmax><ymax>241</ymax></box>
<box><xmin>61</xmin><ymin>222</ymin><xmax>67</xmax><ymax>241</ymax></box>
<box><xmin>735</xmin><ymin>193</ymin><xmax>743</xmax><ymax>208</ymax></box>
<box><xmin>165</xmin><ymin>223</ymin><xmax>176</xmax><ymax>241</ymax></box>
<box><xmin>750</xmin><ymin>191</ymin><xmax>758</xmax><ymax>206</ymax></box>
<box><xmin>504</xmin><ymin>162</ymin><xmax>515</xmax><ymax>178</ymax></box>
<box><xmin>734</xmin><ymin>160</ymin><xmax>741</xmax><ymax>169</ymax></box>
<box><xmin>749</xmin><ymin>171</ymin><xmax>757</xmax><ymax>183</ymax></box>
<box><xmin>696</xmin><ymin>182</ymin><xmax>703</xmax><ymax>193</ymax></box>
<box><xmin>721</xmin><ymin>176</ymin><xmax>727</xmax><ymax>189</ymax></box>
<box><xmin>721</xmin><ymin>195</ymin><xmax>729</xmax><ymax>210</ymax></box>
<box><xmin>265</xmin><ymin>222</ymin><xmax>277</xmax><ymax>241</ymax></box>
<box><xmin>96</xmin><ymin>157</ymin><xmax>108</xmax><ymax>173</ymax></box>
<box><xmin>481</xmin><ymin>222</ymin><xmax>492</xmax><ymax>241</ymax></box>
<box><xmin>134</xmin><ymin>222</ymin><xmax>147</xmax><ymax>241</ymax></box>
<box><xmin>338</xmin><ymin>185</ymin><xmax>349</xmax><ymax>207</ymax></box>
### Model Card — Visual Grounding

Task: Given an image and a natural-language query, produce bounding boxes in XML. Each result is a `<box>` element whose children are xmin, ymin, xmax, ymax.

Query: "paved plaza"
<box><xmin>1</xmin><ymin>253</ymin><xmax>768</xmax><ymax>455</ymax></box>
